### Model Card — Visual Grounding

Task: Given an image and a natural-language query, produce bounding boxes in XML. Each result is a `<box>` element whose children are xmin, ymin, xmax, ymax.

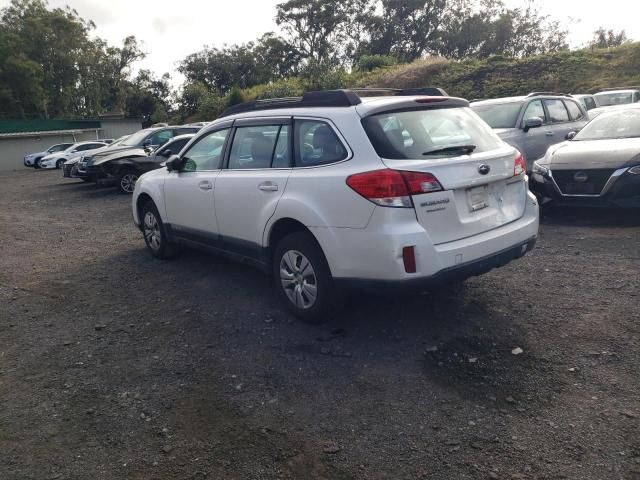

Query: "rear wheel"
<box><xmin>141</xmin><ymin>201</ymin><xmax>176</xmax><ymax>259</ymax></box>
<box><xmin>272</xmin><ymin>232</ymin><xmax>335</xmax><ymax>322</ymax></box>
<box><xmin>118</xmin><ymin>170</ymin><xmax>140</xmax><ymax>194</ymax></box>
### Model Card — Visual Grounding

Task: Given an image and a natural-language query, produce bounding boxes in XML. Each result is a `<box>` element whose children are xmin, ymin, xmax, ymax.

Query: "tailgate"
<box><xmin>383</xmin><ymin>148</ymin><xmax>527</xmax><ymax>245</ymax></box>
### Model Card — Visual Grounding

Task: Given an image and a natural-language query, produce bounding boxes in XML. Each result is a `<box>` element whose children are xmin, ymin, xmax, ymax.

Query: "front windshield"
<box><xmin>574</xmin><ymin>109</ymin><xmax>640</xmax><ymax>141</ymax></box>
<box><xmin>595</xmin><ymin>92</ymin><xmax>634</xmax><ymax>107</ymax></box>
<box><xmin>471</xmin><ymin>102</ymin><xmax>522</xmax><ymax>128</ymax></box>
<box><xmin>120</xmin><ymin>129</ymin><xmax>153</xmax><ymax>147</ymax></box>
<box><xmin>48</xmin><ymin>144</ymin><xmax>71</xmax><ymax>153</ymax></box>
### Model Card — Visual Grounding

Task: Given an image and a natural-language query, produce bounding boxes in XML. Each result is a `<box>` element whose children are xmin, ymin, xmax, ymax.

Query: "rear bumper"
<box><xmin>311</xmin><ymin>191</ymin><xmax>539</xmax><ymax>284</ymax></box>
<box><xmin>336</xmin><ymin>236</ymin><xmax>536</xmax><ymax>293</ymax></box>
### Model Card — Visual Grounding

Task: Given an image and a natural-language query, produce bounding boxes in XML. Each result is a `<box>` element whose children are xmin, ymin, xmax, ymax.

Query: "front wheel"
<box><xmin>56</xmin><ymin>159</ymin><xmax>64</xmax><ymax>169</ymax></box>
<box><xmin>34</xmin><ymin>158</ymin><xmax>43</xmax><ymax>169</ymax></box>
<box><xmin>272</xmin><ymin>232</ymin><xmax>335</xmax><ymax>322</ymax></box>
<box><xmin>141</xmin><ymin>201</ymin><xmax>176</xmax><ymax>259</ymax></box>
<box><xmin>118</xmin><ymin>170</ymin><xmax>140</xmax><ymax>194</ymax></box>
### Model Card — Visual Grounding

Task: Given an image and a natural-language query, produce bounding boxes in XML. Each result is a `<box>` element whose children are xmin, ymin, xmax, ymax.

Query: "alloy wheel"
<box><xmin>143</xmin><ymin>211</ymin><xmax>162</xmax><ymax>251</ymax></box>
<box><xmin>120</xmin><ymin>173</ymin><xmax>138</xmax><ymax>193</ymax></box>
<box><xmin>279</xmin><ymin>250</ymin><xmax>318</xmax><ymax>310</ymax></box>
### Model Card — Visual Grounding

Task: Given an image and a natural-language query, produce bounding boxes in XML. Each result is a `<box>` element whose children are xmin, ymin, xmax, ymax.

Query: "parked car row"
<box><xmin>23</xmin><ymin>87</ymin><xmax>638</xmax><ymax>320</ymax></box>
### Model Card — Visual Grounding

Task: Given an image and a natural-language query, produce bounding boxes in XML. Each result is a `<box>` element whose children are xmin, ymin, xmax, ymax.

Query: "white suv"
<box><xmin>132</xmin><ymin>89</ymin><xmax>539</xmax><ymax>320</ymax></box>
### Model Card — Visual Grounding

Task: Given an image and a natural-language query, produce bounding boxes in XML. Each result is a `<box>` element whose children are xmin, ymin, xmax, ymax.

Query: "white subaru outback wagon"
<box><xmin>132</xmin><ymin>88</ymin><xmax>539</xmax><ymax>321</ymax></box>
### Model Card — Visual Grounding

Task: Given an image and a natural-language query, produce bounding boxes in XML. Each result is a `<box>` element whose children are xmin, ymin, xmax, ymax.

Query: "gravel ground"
<box><xmin>0</xmin><ymin>169</ymin><xmax>639</xmax><ymax>480</ymax></box>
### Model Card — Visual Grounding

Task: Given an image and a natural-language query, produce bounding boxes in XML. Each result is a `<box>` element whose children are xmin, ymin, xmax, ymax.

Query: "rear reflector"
<box><xmin>403</xmin><ymin>246</ymin><xmax>417</xmax><ymax>273</ymax></box>
<box><xmin>514</xmin><ymin>151</ymin><xmax>526</xmax><ymax>176</ymax></box>
<box><xmin>346</xmin><ymin>169</ymin><xmax>443</xmax><ymax>208</ymax></box>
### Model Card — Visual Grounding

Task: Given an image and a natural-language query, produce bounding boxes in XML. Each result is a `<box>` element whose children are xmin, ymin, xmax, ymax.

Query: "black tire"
<box><xmin>272</xmin><ymin>231</ymin><xmax>335</xmax><ymax>322</ymax></box>
<box><xmin>117</xmin><ymin>169</ymin><xmax>140</xmax><ymax>194</ymax></box>
<box><xmin>81</xmin><ymin>177</ymin><xmax>92</xmax><ymax>183</ymax></box>
<box><xmin>56</xmin><ymin>159</ymin><xmax>64</xmax><ymax>169</ymax></box>
<box><xmin>140</xmin><ymin>201</ymin><xmax>176</xmax><ymax>259</ymax></box>
<box><xmin>34</xmin><ymin>158</ymin><xmax>43</xmax><ymax>169</ymax></box>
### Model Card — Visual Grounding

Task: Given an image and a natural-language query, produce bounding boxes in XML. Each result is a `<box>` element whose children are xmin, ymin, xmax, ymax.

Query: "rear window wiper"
<box><xmin>422</xmin><ymin>145</ymin><xmax>477</xmax><ymax>156</ymax></box>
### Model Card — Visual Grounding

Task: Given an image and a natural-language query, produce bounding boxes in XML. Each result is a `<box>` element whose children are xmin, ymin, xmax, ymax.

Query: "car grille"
<box><xmin>551</xmin><ymin>169</ymin><xmax>615</xmax><ymax>196</ymax></box>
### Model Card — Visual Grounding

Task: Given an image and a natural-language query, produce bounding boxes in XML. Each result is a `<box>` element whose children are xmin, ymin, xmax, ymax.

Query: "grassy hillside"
<box><xmin>187</xmin><ymin>42</ymin><xmax>640</xmax><ymax>121</ymax></box>
<box><xmin>353</xmin><ymin>42</ymin><xmax>640</xmax><ymax>100</ymax></box>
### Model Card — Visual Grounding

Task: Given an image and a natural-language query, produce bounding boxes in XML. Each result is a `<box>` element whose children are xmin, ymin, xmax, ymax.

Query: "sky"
<box><xmin>2</xmin><ymin>0</ymin><xmax>639</xmax><ymax>88</ymax></box>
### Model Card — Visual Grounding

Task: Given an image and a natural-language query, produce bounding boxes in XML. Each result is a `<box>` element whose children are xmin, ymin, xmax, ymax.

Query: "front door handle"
<box><xmin>198</xmin><ymin>181</ymin><xmax>213</xmax><ymax>191</ymax></box>
<box><xmin>258</xmin><ymin>181</ymin><xmax>278</xmax><ymax>192</ymax></box>
<box><xmin>545</xmin><ymin>131</ymin><xmax>554</xmax><ymax>137</ymax></box>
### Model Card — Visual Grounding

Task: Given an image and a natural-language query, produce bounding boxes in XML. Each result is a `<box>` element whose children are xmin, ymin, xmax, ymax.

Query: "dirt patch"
<box><xmin>1</xmin><ymin>170</ymin><xmax>639</xmax><ymax>480</ymax></box>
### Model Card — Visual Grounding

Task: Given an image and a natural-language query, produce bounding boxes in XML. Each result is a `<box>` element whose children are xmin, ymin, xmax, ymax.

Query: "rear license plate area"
<box><xmin>565</xmin><ymin>183</ymin><xmax>595</xmax><ymax>195</ymax></box>
<box><xmin>466</xmin><ymin>185</ymin><xmax>489</xmax><ymax>212</ymax></box>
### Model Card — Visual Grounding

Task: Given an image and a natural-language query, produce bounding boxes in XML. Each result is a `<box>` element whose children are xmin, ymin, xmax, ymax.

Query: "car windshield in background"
<box><xmin>471</xmin><ymin>102</ymin><xmax>522</xmax><ymax>128</ymax></box>
<box><xmin>362</xmin><ymin>107</ymin><xmax>502</xmax><ymax>160</ymax></box>
<box><xmin>48</xmin><ymin>144</ymin><xmax>70</xmax><ymax>153</ymax></box>
<box><xmin>120</xmin><ymin>129</ymin><xmax>153</xmax><ymax>147</ymax></box>
<box><xmin>574</xmin><ymin>109</ymin><xmax>640</xmax><ymax>141</ymax></box>
<box><xmin>595</xmin><ymin>92</ymin><xmax>633</xmax><ymax>106</ymax></box>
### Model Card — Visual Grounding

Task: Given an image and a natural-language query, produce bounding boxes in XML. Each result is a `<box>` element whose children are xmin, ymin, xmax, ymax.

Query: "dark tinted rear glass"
<box><xmin>362</xmin><ymin>107</ymin><xmax>502</xmax><ymax>160</ymax></box>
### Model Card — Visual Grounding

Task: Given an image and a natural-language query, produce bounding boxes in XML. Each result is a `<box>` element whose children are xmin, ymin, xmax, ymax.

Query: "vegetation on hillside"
<box><xmin>0</xmin><ymin>0</ymin><xmax>636</xmax><ymax>124</ymax></box>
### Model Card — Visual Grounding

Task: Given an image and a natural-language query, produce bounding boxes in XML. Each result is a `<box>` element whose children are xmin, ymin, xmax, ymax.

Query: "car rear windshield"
<box><xmin>595</xmin><ymin>92</ymin><xmax>634</xmax><ymax>107</ymax></box>
<box><xmin>362</xmin><ymin>107</ymin><xmax>503</xmax><ymax>160</ymax></box>
<box><xmin>471</xmin><ymin>102</ymin><xmax>522</xmax><ymax>128</ymax></box>
<box><xmin>574</xmin><ymin>109</ymin><xmax>640</xmax><ymax>141</ymax></box>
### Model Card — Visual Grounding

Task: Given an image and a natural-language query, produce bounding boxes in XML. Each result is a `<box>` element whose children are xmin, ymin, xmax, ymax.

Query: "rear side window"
<box><xmin>565</xmin><ymin>100</ymin><xmax>585</xmax><ymax>121</ymax></box>
<box><xmin>522</xmin><ymin>100</ymin><xmax>546</xmax><ymax>124</ymax></box>
<box><xmin>363</xmin><ymin>107</ymin><xmax>502</xmax><ymax>160</ymax></box>
<box><xmin>584</xmin><ymin>97</ymin><xmax>597</xmax><ymax>110</ymax></box>
<box><xmin>543</xmin><ymin>99</ymin><xmax>570</xmax><ymax>123</ymax></box>
<box><xmin>294</xmin><ymin>120</ymin><xmax>347</xmax><ymax>167</ymax></box>
<box><xmin>228</xmin><ymin>125</ymin><xmax>290</xmax><ymax>169</ymax></box>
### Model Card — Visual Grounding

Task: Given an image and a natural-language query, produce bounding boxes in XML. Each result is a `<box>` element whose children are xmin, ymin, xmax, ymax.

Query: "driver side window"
<box><xmin>181</xmin><ymin>129</ymin><xmax>230</xmax><ymax>172</ymax></box>
<box><xmin>522</xmin><ymin>100</ymin><xmax>546</xmax><ymax>125</ymax></box>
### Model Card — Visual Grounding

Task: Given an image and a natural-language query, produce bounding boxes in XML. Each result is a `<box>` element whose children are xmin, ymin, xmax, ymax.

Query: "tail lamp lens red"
<box><xmin>346</xmin><ymin>169</ymin><xmax>443</xmax><ymax>208</ymax></box>
<box><xmin>514</xmin><ymin>151</ymin><xmax>526</xmax><ymax>176</ymax></box>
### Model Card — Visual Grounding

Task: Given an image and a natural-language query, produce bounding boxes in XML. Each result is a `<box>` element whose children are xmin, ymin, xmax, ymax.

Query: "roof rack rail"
<box><xmin>220</xmin><ymin>87</ymin><xmax>449</xmax><ymax>117</ymax></box>
<box><xmin>598</xmin><ymin>86</ymin><xmax>640</xmax><ymax>92</ymax></box>
<box><xmin>220</xmin><ymin>90</ymin><xmax>362</xmax><ymax>118</ymax></box>
<box><xmin>349</xmin><ymin>87</ymin><xmax>448</xmax><ymax>97</ymax></box>
<box><xmin>526</xmin><ymin>92</ymin><xmax>571</xmax><ymax>98</ymax></box>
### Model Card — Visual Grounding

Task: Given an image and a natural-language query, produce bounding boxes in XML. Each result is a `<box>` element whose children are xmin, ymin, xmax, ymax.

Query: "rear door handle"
<box><xmin>258</xmin><ymin>181</ymin><xmax>278</xmax><ymax>192</ymax></box>
<box><xmin>198</xmin><ymin>181</ymin><xmax>213</xmax><ymax>191</ymax></box>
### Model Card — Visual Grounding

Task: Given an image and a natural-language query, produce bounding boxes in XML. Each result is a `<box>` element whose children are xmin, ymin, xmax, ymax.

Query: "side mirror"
<box><xmin>566</xmin><ymin>131</ymin><xmax>577</xmax><ymax>140</ymax></box>
<box><xmin>166</xmin><ymin>154</ymin><xmax>184</xmax><ymax>172</ymax></box>
<box><xmin>144</xmin><ymin>145</ymin><xmax>153</xmax><ymax>154</ymax></box>
<box><xmin>523</xmin><ymin>117</ymin><xmax>543</xmax><ymax>132</ymax></box>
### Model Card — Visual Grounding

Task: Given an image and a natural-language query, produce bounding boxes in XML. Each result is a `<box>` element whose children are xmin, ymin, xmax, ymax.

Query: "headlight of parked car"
<box><xmin>628</xmin><ymin>165</ymin><xmax>640</xmax><ymax>175</ymax></box>
<box><xmin>532</xmin><ymin>161</ymin><xmax>549</xmax><ymax>176</ymax></box>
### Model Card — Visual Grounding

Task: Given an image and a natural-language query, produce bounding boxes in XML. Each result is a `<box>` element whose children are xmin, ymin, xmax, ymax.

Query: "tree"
<box><xmin>592</xmin><ymin>27</ymin><xmax>629</xmax><ymax>49</ymax></box>
<box><xmin>0</xmin><ymin>0</ymin><xmax>149</xmax><ymax>119</ymax></box>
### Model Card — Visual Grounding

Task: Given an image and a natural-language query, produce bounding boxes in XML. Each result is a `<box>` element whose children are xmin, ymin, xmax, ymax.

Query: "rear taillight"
<box><xmin>346</xmin><ymin>169</ymin><xmax>443</xmax><ymax>208</ymax></box>
<box><xmin>514</xmin><ymin>151</ymin><xmax>526</xmax><ymax>177</ymax></box>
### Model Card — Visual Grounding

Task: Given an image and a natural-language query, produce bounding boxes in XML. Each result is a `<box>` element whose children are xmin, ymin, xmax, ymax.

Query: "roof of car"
<box><xmin>594</xmin><ymin>89</ymin><xmax>640</xmax><ymax>95</ymax></box>
<box><xmin>470</xmin><ymin>96</ymin><xmax>526</xmax><ymax>106</ymax></box>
